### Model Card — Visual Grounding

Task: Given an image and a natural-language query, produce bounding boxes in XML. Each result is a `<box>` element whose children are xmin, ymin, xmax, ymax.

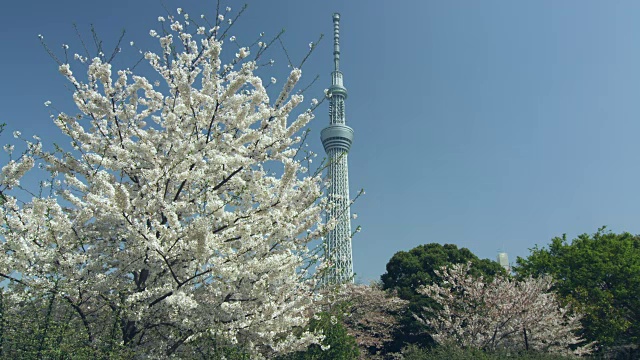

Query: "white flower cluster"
<box><xmin>236</xmin><ymin>47</ymin><xmax>249</xmax><ymax>59</ymax></box>
<box><xmin>0</xmin><ymin>157</ymin><xmax>34</xmax><ymax>189</ymax></box>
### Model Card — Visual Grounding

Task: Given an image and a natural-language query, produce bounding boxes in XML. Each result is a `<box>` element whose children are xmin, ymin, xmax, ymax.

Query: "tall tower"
<box><xmin>321</xmin><ymin>13</ymin><xmax>355</xmax><ymax>284</ymax></box>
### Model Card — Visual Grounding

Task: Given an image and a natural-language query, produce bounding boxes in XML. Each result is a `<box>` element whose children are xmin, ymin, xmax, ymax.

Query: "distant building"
<box><xmin>497</xmin><ymin>252</ymin><xmax>510</xmax><ymax>273</ymax></box>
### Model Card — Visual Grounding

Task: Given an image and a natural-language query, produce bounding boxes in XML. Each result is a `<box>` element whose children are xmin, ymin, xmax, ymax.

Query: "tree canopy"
<box><xmin>515</xmin><ymin>227</ymin><xmax>640</xmax><ymax>350</ymax></box>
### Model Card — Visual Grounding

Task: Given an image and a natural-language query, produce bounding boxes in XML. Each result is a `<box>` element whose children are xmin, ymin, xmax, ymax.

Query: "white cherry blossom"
<box><xmin>0</xmin><ymin>9</ymin><xmax>332</xmax><ymax>359</ymax></box>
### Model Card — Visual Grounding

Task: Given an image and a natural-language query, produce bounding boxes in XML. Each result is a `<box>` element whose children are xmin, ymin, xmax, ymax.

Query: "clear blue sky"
<box><xmin>2</xmin><ymin>0</ymin><xmax>640</xmax><ymax>283</ymax></box>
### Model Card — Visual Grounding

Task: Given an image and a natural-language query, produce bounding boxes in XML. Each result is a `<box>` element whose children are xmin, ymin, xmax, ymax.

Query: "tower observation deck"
<box><xmin>321</xmin><ymin>13</ymin><xmax>354</xmax><ymax>284</ymax></box>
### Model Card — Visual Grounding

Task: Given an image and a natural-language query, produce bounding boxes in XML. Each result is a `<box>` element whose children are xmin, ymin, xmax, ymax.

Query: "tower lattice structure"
<box><xmin>321</xmin><ymin>13</ymin><xmax>354</xmax><ymax>284</ymax></box>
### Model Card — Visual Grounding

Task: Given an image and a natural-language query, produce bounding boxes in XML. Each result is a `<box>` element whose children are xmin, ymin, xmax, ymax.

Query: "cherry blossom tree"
<box><xmin>339</xmin><ymin>283</ymin><xmax>407</xmax><ymax>359</ymax></box>
<box><xmin>416</xmin><ymin>263</ymin><xmax>593</xmax><ymax>356</ymax></box>
<box><xmin>0</xmin><ymin>6</ymin><xmax>334</xmax><ymax>358</ymax></box>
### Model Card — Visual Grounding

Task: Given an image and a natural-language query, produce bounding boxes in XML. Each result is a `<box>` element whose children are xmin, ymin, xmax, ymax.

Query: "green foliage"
<box><xmin>401</xmin><ymin>343</ymin><xmax>578</xmax><ymax>360</ymax></box>
<box><xmin>0</xmin><ymin>288</ymin><xmax>254</xmax><ymax>359</ymax></box>
<box><xmin>172</xmin><ymin>336</ymin><xmax>251</xmax><ymax>360</ymax></box>
<box><xmin>0</xmin><ymin>290</ymin><xmax>133</xmax><ymax>359</ymax></box>
<box><xmin>515</xmin><ymin>227</ymin><xmax>640</xmax><ymax>350</ymax></box>
<box><xmin>278</xmin><ymin>309</ymin><xmax>359</xmax><ymax>360</ymax></box>
<box><xmin>381</xmin><ymin>243</ymin><xmax>506</xmax><ymax>350</ymax></box>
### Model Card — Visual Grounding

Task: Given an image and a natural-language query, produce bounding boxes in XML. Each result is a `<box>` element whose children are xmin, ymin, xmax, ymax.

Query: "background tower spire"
<box><xmin>321</xmin><ymin>13</ymin><xmax>355</xmax><ymax>284</ymax></box>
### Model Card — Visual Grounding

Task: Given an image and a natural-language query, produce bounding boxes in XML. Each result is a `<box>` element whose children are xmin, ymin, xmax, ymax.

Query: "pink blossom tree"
<box><xmin>416</xmin><ymin>263</ymin><xmax>593</xmax><ymax>356</ymax></box>
<box><xmin>340</xmin><ymin>283</ymin><xmax>408</xmax><ymax>359</ymax></box>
